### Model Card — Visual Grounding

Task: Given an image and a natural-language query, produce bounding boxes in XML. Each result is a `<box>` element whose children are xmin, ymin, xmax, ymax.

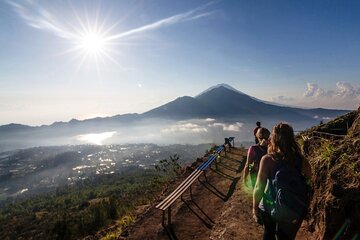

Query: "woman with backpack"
<box><xmin>253</xmin><ymin>122</ymin><xmax>312</xmax><ymax>240</ymax></box>
<box><xmin>243</xmin><ymin>127</ymin><xmax>270</xmax><ymax>191</ymax></box>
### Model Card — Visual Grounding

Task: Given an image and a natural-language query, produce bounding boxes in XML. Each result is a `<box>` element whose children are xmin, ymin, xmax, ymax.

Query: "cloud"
<box><xmin>210</xmin><ymin>122</ymin><xmax>226</xmax><ymax>128</ymax></box>
<box><xmin>208</xmin><ymin>122</ymin><xmax>244</xmax><ymax>132</ymax></box>
<box><xmin>271</xmin><ymin>95</ymin><xmax>295</xmax><ymax>103</ymax></box>
<box><xmin>7</xmin><ymin>0</ymin><xmax>76</xmax><ymax>39</ymax></box>
<box><xmin>161</xmin><ymin>119</ymin><xmax>244</xmax><ymax>134</ymax></box>
<box><xmin>161</xmin><ymin>122</ymin><xmax>208</xmax><ymax>134</ymax></box>
<box><xmin>300</xmin><ymin>82</ymin><xmax>360</xmax><ymax>109</ymax></box>
<box><xmin>303</xmin><ymin>83</ymin><xmax>322</xmax><ymax>97</ymax></box>
<box><xmin>224</xmin><ymin>122</ymin><xmax>244</xmax><ymax>132</ymax></box>
<box><xmin>185</xmin><ymin>10</ymin><xmax>218</xmax><ymax>21</ymax></box>
<box><xmin>107</xmin><ymin>2</ymin><xmax>216</xmax><ymax>40</ymax></box>
<box><xmin>335</xmin><ymin>82</ymin><xmax>358</xmax><ymax>98</ymax></box>
<box><xmin>303</xmin><ymin>82</ymin><xmax>360</xmax><ymax>100</ymax></box>
<box><xmin>270</xmin><ymin>82</ymin><xmax>359</xmax><ymax>109</ymax></box>
<box><xmin>303</xmin><ymin>83</ymin><xmax>335</xmax><ymax>98</ymax></box>
<box><xmin>8</xmin><ymin>0</ymin><xmax>217</xmax><ymax>41</ymax></box>
<box><xmin>75</xmin><ymin>131</ymin><xmax>117</xmax><ymax>145</ymax></box>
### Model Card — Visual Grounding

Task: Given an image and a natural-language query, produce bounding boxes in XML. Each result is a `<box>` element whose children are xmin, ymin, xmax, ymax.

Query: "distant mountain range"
<box><xmin>0</xmin><ymin>84</ymin><xmax>350</xmax><ymax>151</ymax></box>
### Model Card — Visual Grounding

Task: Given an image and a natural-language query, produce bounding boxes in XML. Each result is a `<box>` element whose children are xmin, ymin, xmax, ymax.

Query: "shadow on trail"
<box><xmin>200</xmin><ymin>154</ymin><xmax>244</xmax><ymax>202</ymax></box>
<box><xmin>216</xmin><ymin>161</ymin><xmax>238</xmax><ymax>172</ymax></box>
<box><xmin>181</xmin><ymin>194</ymin><xmax>215</xmax><ymax>229</ymax></box>
<box><xmin>223</xmin><ymin>156</ymin><xmax>243</xmax><ymax>164</ymax></box>
<box><xmin>161</xmin><ymin>149</ymin><xmax>246</xmax><ymax>239</ymax></box>
<box><xmin>211</xmin><ymin>167</ymin><xmax>237</xmax><ymax>180</ymax></box>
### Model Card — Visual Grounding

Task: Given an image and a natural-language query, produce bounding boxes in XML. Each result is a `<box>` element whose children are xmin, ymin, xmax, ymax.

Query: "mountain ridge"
<box><xmin>0</xmin><ymin>84</ymin><xmax>350</xmax><ymax>128</ymax></box>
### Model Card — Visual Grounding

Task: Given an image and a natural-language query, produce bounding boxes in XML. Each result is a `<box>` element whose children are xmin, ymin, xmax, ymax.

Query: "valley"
<box><xmin>0</xmin><ymin>143</ymin><xmax>211</xmax><ymax>205</ymax></box>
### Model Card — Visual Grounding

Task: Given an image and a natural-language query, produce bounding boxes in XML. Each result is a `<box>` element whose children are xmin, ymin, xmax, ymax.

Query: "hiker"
<box><xmin>224</xmin><ymin>137</ymin><xmax>232</xmax><ymax>148</ymax></box>
<box><xmin>253</xmin><ymin>122</ymin><xmax>312</xmax><ymax>240</ymax></box>
<box><xmin>254</xmin><ymin>121</ymin><xmax>261</xmax><ymax>144</ymax></box>
<box><xmin>243</xmin><ymin>127</ymin><xmax>270</xmax><ymax>190</ymax></box>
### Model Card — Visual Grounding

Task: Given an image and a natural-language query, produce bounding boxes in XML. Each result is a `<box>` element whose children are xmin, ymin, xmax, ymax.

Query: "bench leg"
<box><xmin>190</xmin><ymin>185</ymin><xmax>193</xmax><ymax>200</ymax></box>
<box><xmin>168</xmin><ymin>206</ymin><xmax>172</xmax><ymax>227</ymax></box>
<box><xmin>162</xmin><ymin>208</ymin><xmax>177</xmax><ymax>240</ymax></box>
<box><xmin>204</xmin><ymin>171</ymin><xmax>209</xmax><ymax>182</ymax></box>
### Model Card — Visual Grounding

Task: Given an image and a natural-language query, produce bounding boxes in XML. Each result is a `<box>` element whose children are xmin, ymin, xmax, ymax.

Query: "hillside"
<box><xmin>299</xmin><ymin>107</ymin><xmax>360</xmax><ymax>239</ymax></box>
<box><xmin>99</xmin><ymin>108</ymin><xmax>360</xmax><ymax>240</ymax></box>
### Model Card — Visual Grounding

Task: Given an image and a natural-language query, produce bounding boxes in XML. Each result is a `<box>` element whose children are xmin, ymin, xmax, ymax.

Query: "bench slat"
<box><xmin>216</xmin><ymin>146</ymin><xmax>224</xmax><ymax>153</ymax></box>
<box><xmin>155</xmin><ymin>169</ymin><xmax>201</xmax><ymax>209</ymax></box>
<box><xmin>156</xmin><ymin>153</ymin><xmax>216</xmax><ymax>209</ymax></box>
<box><xmin>156</xmin><ymin>170</ymin><xmax>203</xmax><ymax>210</ymax></box>
<box><xmin>198</xmin><ymin>155</ymin><xmax>217</xmax><ymax>171</ymax></box>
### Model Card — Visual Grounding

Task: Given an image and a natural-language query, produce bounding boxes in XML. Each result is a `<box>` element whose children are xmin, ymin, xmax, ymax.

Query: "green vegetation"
<box><xmin>0</xmin><ymin>155</ymin><xmax>182</xmax><ymax>240</ymax></box>
<box><xmin>319</xmin><ymin>140</ymin><xmax>336</xmax><ymax>161</ymax></box>
<box><xmin>298</xmin><ymin>108</ymin><xmax>360</xmax><ymax>239</ymax></box>
<box><xmin>154</xmin><ymin>153</ymin><xmax>181</xmax><ymax>177</ymax></box>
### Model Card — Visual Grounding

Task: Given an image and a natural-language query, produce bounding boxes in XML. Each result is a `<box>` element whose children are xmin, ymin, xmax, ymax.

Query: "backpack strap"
<box><xmin>252</xmin><ymin>144</ymin><xmax>267</xmax><ymax>157</ymax></box>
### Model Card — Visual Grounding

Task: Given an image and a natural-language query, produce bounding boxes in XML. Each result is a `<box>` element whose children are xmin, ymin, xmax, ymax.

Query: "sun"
<box><xmin>78</xmin><ymin>31</ymin><xmax>106</xmax><ymax>55</ymax></box>
<box><xmin>65</xmin><ymin>24</ymin><xmax>119</xmax><ymax>70</ymax></box>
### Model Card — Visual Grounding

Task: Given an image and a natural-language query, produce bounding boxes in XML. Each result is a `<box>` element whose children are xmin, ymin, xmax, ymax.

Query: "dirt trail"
<box><xmin>122</xmin><ymin>147</ymin><xmax>313</xmax><ymax>240</ymax></box>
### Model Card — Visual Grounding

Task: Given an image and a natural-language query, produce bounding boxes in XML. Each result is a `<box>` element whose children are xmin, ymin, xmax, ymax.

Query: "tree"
<box><xmin>154</xmin><ymin>154</ymin><xmax>181</xmax><ymax>177</ymax></box>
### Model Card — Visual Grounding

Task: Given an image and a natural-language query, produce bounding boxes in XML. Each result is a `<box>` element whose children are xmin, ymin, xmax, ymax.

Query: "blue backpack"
<box><xmin>270</xmin><ymin>156</ymin><xmax>309</xmax><ymax>223</ymax></box>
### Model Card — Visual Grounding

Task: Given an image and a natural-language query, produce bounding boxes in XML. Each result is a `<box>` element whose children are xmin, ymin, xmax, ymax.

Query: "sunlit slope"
<box><xmin>298</xmin><ymin>107</ymin><xmax>360</xmax><ymax>239</ymax></box>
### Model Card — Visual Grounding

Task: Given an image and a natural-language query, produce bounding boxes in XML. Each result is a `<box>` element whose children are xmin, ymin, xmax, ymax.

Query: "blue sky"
<box><xmin>0</xmin><ymin>0</ymin><xmax>359</xmax><ymax>125</ymax></box>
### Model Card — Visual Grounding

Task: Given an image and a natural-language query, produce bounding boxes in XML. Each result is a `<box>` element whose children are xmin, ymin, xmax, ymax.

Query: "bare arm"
<box><xmin>243</xmin><ymin>147</ymin><xmax>255</xmax><ymax>186</ymax></box>
<box><xmin>253</xmin><ymin>155</ymin><xmax>272</xmax><ymax>212</ymax></box>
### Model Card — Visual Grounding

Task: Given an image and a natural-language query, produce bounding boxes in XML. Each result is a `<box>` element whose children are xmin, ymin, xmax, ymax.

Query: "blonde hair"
<box><xmin>256</xmin><ymin>127</ymin><xmax>270</xmax><ymax>141</ymax></box>
<box><xmin>268</xmin><ymin>122</ymin><xmax>304</xmax><ymax>165</ymax></box>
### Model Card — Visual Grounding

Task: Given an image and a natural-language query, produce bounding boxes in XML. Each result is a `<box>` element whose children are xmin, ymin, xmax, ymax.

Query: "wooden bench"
<box><xmin>155</xmin><ymin>145</ymin><xmax>225</xmax><ymax>239</ymax></box>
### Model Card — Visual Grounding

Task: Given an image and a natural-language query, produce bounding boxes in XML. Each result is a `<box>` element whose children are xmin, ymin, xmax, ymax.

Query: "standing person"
<box><xmin>254</xmin><ymin>121</ymin><xmax>261</xmax><ymax>144</ymax></box>
<box><xmin>253</xmin><ymin>122</ymin><xmax>312</xmax><ymax>240</ymax></box>
<box><xmin>243</xmin><ymin>127</ymin><xmax>270</xmax><ymax>190</ymax></box>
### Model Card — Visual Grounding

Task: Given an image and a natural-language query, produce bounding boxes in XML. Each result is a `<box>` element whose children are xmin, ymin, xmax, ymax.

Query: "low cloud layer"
<box><xmin>71</xmin><ymin>119</ymin><xmax>246</xmax><ymax>147</ymax></box>
<box><xmin>271</xmin><ymin>96</ymin><xmax>295</xmax><ymax>103</ymax></box>
<box><xmin>208</xmin><ymin>122</ymin><xmax>244</xmax><ymax>132</ymax></box>
<box><xmin>161</xmin><ymin>119</ymin><xmax>244</xmax><ymax>134</ymax></box>
<box><xmin>161</xmin><ymin>123</ymin><xmax>208</xmax><ymax>134</ymax></box>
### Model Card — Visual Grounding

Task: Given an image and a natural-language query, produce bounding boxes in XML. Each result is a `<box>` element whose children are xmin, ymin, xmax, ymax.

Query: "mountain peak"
<box><xmin>195</xmin><ymin>83</ymin><xmax>248</xmax><ymax>97</ymax></box>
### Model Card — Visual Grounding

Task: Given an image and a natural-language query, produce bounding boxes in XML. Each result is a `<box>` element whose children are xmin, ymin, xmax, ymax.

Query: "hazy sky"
<box><xmin>1</xmin><ymin>0</ymin><xmax>360</xmax><ymax>126</ymax></box>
